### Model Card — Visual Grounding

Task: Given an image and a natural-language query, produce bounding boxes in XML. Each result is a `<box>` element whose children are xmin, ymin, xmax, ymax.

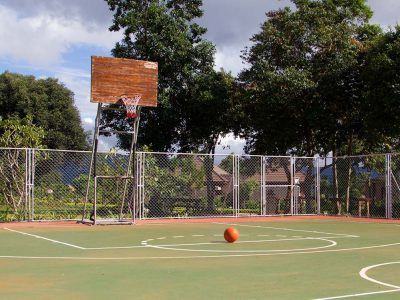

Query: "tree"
<box><xmin>361</xmin><ymin>26</ymin><xmax>400</xmax><ymax>152</ymax></box>
<box><xmin>238</xmin><ymin>0</ymin><xmax>385</xmax><ymax>213</ymax></box>
<box><xmin>104</xmin><ymin>0</ymin><xmax>219</xmax><ymax>152</ymax></box>
<box><xmin>0</xmin><ymin>72</ymin><xmax>89</xmax><ymax>150</ymax></box>
<box><xmin>104</xmin><ymin>0</ymin><xmax>238</xmax><ymax>211</ymax></box>
<box><xmin>239</xmin><ymin>0</ymin><xmax>377</xmax><ymax>157</ymax></box>
<box><xmin>179</xmin><ymin>69</ymin><xmax>237</xmax><ymax>209</ymax></box>
<box><xmin>0</xmin><ymin>115</ymin><xmax>45</xmax><ymax>216</ymax></box>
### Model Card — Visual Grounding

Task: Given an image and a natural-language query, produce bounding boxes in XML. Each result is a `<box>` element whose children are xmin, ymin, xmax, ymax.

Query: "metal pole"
<box><xmin>119</xmin><ymin>117</ymin><xmax>137</xmax><ymax>221</ymax></box>
<box><xmin>24</xmin><ymin>148</ymin><xmax>28</xmax><ymax>221</ymax></box>
<box><xmin>261</xmin><ymin>156</ymin><xmax>266</xmax><ymax>216</ymax></box>
<box><xmin>30</xmin><ymin>149</ymin><xmax>35</xmax><ymax>221</ymax></box>
<box><xmin>139</xmin><ymin>152</ymin><xmax>145</xmax><ymax>219</ymax></box>
<box><xmin>290</xmin><ymin>156</ymin><xmax>295</xmax><ymax>215</ymax></box>
<box><xmin>93</xmin><ymin>177</ymin><xmax>97</xmax><ymax>225</ymax></box>
<box><xmin>131</xmin><ymin>107</ymin><xmax>141</xmax><ymax>223</ymax></box>
<box><xmin>385</xmin><ymin>154</ymin><xmax>392</xmax><ymax>219</ymax></box>
<box><xmin>82</xmin><ymin>103</ymin><xmax>102</xmax><ymax>222</ymax></box>
<box><xmin>315</xmin><ymin>157</ymin><xmax>321</xmax><ymax>215</ymax></box>
<box><xmin>235</xmin><ymin>155</ymin><xmax>240</xmax><ymax>217</ymax></box>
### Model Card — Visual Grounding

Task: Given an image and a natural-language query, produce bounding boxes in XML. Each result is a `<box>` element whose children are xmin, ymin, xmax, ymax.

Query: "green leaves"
<box><xmin>0</xmin><ymin>72</ymin><xmax>89</xmax><ymax>150</ymax></box>
<box><xmin>105</xmin><ymin>0</ymin><xmax>227</xmax><ymax>152</ymax></box>
<box><xmin>239</xmin><ymin>0</ymin><xmax>381</xmax><ymax>156</ymax></box>
<box><xmin>0</xmin><ymin>115</ymin><xmax>45</xmax><ymax>148</ymax></box>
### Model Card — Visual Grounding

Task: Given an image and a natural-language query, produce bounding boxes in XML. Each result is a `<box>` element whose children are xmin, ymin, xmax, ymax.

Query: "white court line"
<box><xmin>213</xmin><ymin>222</ymin><xmax>358</xmax><ymax>237</ymax></box>
<box><xmin>78</xmin><ymin>235</ymin><xmax>354</xmax><ymax>251</ymax></box>
<box><xmin>360</xmin><ymin>262</ymin><xmax>400</xmax><ymax>289</ymax></box>
<box><xmin>1</xmin><ymin>241</ymin><xmax>400</xmax><ymax>260</ymax></box>
<box><xmin>147</xmin><ymin>238</ymin><xmax>337</xmax><ymax>253</ymax></box>
<box><xmin>153</xmin><ymin>237</ymin><xmax>336</xmax><ymax>247</ymax></box>
<box><xmin>3</xmin><ymin>228</ymin><xmax>85</xmax><ymax>250</ymax></box>
<box><xmin>86</xmin><ymin>245</ymin><xmax>149</xmax><ymax>250</ymax></box>
<box><xmin>314</xmin><ymin>262</ymin><xmax>400</xmax><ymax>299</ymax></box>
<box><xmin>313</xmin><ymin>288</ymin><xmax>400</xmax><ymax>300</ymax></box>
<box><xmin>3</xmin><ymin>227</ymin><xmax>149</xmax><ymax>251</ymax></box>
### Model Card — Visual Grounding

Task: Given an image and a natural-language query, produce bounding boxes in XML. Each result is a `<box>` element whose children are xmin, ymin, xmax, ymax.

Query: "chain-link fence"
<box><xmin>1</xmin><ymin>147</ymin><xmax>400</xmax><ymax>221</ymax></box>
<box><xmin>319</xmin><ymin>154</ymin><xmax>389</xmax><ymax>218</ymax></box>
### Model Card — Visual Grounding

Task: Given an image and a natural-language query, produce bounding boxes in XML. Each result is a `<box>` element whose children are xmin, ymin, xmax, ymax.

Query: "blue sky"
<box><xmin>0</xmin><ymin>0</ymin><xmax>399</xmax><ymax>152</ymax></box>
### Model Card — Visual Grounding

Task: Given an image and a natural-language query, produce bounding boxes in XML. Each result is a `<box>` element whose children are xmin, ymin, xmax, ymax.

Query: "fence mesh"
<box><xmin>295</xmin><ymin>157</ymin><xmax>317</xmax><ymax>215</ymax></box>
<box><xmin>264</xmin><ymin>157</ymin><xmax>291</xmax><ymax>215</ymax></box>
<box><xmin>142</xmin><ymin>153</ymin><xmax>234</xmax><ymax>218</ymax></box>
<box><xmin>238</xmin><ymin>155</ymin><xmax>262</xmax><ymax>216</ymax></box>
<box><xmin>319</xmin><ymin>155</ymin><xmax>386</xmax><ymax>218</ymax></box>
<box><xmin>391</xmin><ymin>154</ymin><xmax>400</xmax><ymax>218</ymax></box>
<box><xmin>0</xmin><ymin>148</ymin><xmax>27</xmax><ymax>221</ymax></box>
<box><xmin>1</xmin><ymin>148</ymin><xmax>400</xmax><ymax>221</ymax></box>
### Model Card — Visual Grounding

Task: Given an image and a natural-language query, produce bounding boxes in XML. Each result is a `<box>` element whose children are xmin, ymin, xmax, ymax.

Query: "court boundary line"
<box><xmin>3</xmin><ymin>227</ymin><xmax>86</xmax><ymax>250</ymax></box>
<box><xmin>1</xmin><ymin>240</ymin><xmax>400</xmax><ymax>260</ymax></box>
<box><xmin>313</xmin><ymin>261</ymin><xmax>400</xmax><ymax>299</ymax></box>
<box><xmin>1</xmin><ymin>237</ymin><xmax>399</xmax><ymax>260</ymax></box>
<box><xmin>3</xmin><ymin>223</ymin><xmax>357</xmax><ymax>252</ymax></box>
<box><xmin>313</xmin><ymin>288</ymin><xmax>400</xmax><ymax>300</ymax></box>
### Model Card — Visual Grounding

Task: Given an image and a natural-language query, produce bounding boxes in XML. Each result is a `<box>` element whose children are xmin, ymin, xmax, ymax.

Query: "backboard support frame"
<box><xmin>81</xmin><ymin>56</ymin><xmax>158</xmax><ymax>225</ymax></box>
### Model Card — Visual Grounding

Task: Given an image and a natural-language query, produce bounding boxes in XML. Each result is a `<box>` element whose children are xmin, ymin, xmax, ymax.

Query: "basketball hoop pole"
<box><xmin>119</xmin><ymin>106</ymin><xmax>141</xmax><ymax>220</ymax></box>
<box><xmin>82</xmin><ymin>103</ymin><xmax>102</xmax><ymax>223</ymax></box>
<box><xmin>83</xmin><ymin>56</ymin><xmax>157</xmax><ymax>225</ymax></box>
<box><xmin>82</xmin><ymin>103</ymin><xmax>140</xmax><ymax>225</ymax></box>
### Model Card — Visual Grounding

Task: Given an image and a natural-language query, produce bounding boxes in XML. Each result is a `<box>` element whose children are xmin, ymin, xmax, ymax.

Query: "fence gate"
<box><xmin>261</xmin><ymin>156</ymin><xmax>293</xmax><ymax>215</ymax></box>
<box><xmin>260</xmin><ymin>156</ymin><xmax>318</xmax><ymax>216</ymax></box>
<box><xmin>294</xmin><ymin>157</ymin><xmax>319</xmax><ymax>215</ymax></box>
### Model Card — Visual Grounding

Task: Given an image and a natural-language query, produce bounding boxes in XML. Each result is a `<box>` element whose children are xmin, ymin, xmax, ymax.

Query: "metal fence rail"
<box><xmin>1</xmin><ymin>147</ymin><xmax>400</xmax><ymax>221</ymax></box>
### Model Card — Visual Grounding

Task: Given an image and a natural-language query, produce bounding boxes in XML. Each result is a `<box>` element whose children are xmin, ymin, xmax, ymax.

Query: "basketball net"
<box><xmin>120</xmin><ymin>95</ymin><xmax>141</xmax><ymax>119</ymax></box>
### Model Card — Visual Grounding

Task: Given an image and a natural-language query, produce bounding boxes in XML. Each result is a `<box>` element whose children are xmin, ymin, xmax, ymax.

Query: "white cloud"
<box><xmin>215</xmin><ymin>46</ymin><xmax>248</xmax><ymax>76</ymax></box>
<box><xmin>0</xmin><ymin>4</ymin><xmax>120</xmax><ymax>67</ymax></box>
<box><xmin>216</xmin><ymin>133</ymin><xmax>245</xmax><ymax>155</ymax></box>
<box><xmin>83</xmin><ymin>117</ymin><xmax>94</xmax><ymax>125</ymax></box>
<box><xmin>52</xmin><ymin>67</ymin><xmax>96</xmax><ymax>120</ymax></box>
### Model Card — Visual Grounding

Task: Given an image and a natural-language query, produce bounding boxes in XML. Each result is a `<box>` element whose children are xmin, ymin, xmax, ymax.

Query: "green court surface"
<box><xmin>1</xmin><ymin>218</ymin><xmax>400</xmax><ymax>299</ymax></box>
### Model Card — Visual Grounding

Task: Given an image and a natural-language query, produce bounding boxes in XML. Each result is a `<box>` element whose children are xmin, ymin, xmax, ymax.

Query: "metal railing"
<box><xmin>1</xmin><ymin>147</ymin><xmax>400</xmax><ymax>221</ymax></box>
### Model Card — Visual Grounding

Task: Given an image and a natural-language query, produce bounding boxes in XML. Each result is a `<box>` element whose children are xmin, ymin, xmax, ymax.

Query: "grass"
<box><xmin>0</xmin><ymin>218</ymin><xmax>400</xmax><ymax>299</ymax></box>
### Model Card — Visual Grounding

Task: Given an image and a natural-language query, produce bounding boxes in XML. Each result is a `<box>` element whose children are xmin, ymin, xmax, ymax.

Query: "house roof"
<box><xmin>193</xmin><ymin>157</ymin><xmax>231</xmax><ymax>183</ymax></box>
<box><xmin>248</xmin><ymin>168</ymin><xmax>306</xmax><ymax>183</ymax></box>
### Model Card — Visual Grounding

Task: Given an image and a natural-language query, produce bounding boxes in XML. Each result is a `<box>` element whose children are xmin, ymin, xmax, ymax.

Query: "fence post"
<box><xmin>24</xmin><ymin>148</ymin><xmax>35</xmax><ymax>221</ymax></box>
<box><xmin>232</xmin><ymin>154</ymin><xmax>240</xmax><ymax>217</ymax></box>
<box><xmin>290</xmin><ymin>156</ymin><xmax>295</xmax><ymax>215</ymax></box>
<box><xmin>261</xmin><ymin>156</ymin><xmax>266</xmax><ymax>215</ymax></box>
<box><xmin>24</xmin><ymin>148</ymin><xmax>28</xmax><ymax>221</ymax></box>
<box><xmin>385</xmin><ymin>154</ymin><xmax>392</xmax><ymax>219</ymax></box>
<box><xmin>137</xmin><ymin>152</ymin><xmax>145</xmax><ymax>219</ymax></box>
<box><xmin>315</xmin><ymin>157</ymin><xmax>321</xmax><ymax>215</ymax></box>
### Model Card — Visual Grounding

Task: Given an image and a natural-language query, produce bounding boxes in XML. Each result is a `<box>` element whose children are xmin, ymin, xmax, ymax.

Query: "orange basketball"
<box><xmin>224</xmin><ymin>227</ymin><xmax>239</xmax><ymax>243</ymax></box>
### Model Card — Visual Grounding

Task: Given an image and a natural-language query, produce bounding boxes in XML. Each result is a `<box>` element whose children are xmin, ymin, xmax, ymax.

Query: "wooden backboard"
<box><xmin>91</xmin><ymin>56</ymin><xmax>158</xmax><ymax>107</ymax></box>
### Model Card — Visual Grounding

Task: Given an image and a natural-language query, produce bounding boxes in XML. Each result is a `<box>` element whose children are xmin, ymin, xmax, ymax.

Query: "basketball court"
<box><xmin>1</xmin><ymin>217</ymin><xmax>400</xmax><ymax>299</ymax></box>
<box><xmin>2</xmin><ymin>57</ymin><xmax>400</xmax><ymax>299</ymax></box>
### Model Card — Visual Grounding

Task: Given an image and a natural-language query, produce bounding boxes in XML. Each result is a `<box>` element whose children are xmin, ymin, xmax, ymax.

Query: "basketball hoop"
<box><xmin>120</xmin><ymin>95</ymin><xmax>141</xmax><ymax>119</ymax></box>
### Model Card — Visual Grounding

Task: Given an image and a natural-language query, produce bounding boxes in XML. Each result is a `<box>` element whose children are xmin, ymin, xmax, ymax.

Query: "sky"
<box><xmin>0</xmin><ymin>0</ymin><xmax>399</xmax><ymax>153</ymax></box>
